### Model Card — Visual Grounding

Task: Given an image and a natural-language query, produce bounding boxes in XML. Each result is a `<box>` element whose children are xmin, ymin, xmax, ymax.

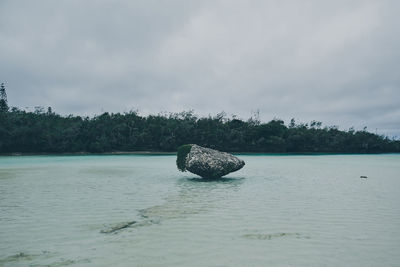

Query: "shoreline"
<box><xmin>1</xmin><ymin>151</ymin><xmax>398</xmax><ymax>157</ymax></box>
<box><xmin>0</xmin><ymin>151</ymin><xmax>177</xmax><ymax>156</ymax></box>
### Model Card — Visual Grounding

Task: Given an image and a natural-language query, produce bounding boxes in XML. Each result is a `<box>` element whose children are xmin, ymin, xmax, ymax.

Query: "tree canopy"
<box><xmin>1</xmin><ymin>82</ymin><xmax>398</xmax><ymax>154</ymax></box>
<box><xmin>0</xmin><ymin>83</ymin><xmax>8</xmax><ymax>113</ymax></box>
<box><xmin>0</xmin><ymin>107</ymin><xmax>399</xmax><ymax>154</ymax></box>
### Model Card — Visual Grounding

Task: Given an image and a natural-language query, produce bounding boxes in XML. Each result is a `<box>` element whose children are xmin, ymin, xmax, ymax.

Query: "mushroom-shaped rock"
<box><xmin>177</xmin><ymin>144</ymin><xmax>245</xmax><ymax>178</ymax></box>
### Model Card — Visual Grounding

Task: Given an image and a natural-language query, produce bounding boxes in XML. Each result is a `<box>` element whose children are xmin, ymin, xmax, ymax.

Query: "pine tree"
<box><xmin>0</xmin><ymin>83</ymin><xmax>8</xmax><ymax>112</ymax></box>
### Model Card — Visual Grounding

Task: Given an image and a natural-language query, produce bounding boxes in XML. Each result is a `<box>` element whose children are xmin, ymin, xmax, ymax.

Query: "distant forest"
<box><xmin>0</xmin><ymin>84</ymin><xmax>399</xmax><ymax>154</ymax></box>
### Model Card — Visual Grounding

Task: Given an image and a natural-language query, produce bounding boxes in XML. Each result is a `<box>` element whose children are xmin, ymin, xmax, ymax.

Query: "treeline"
<box><xmin>0</xmin><ymin>107</ymin><xmax>399</xmax><ymax>153</ymax></box>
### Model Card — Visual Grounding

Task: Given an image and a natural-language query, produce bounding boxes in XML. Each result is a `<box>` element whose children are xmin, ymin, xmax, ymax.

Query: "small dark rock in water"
<box><xmin>176</xmin><ymin>144</ymin><xmax>245</xmax><ymax>178</ymax></box>
<box><xmin>360</xmin><ymin>176</ymin><xmax>368</xmax><ymax>178</ymax></box>
<box><xmin>100</xmin><ymin>221</ymin><xmax>136</xmax><ymax>234</ymax></box>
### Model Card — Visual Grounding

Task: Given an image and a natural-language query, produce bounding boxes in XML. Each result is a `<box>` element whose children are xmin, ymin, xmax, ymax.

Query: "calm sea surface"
<box><xmin>0</xmin><ymin>154</ymin><xmax>399</xmax><ymax>266</ymax></box>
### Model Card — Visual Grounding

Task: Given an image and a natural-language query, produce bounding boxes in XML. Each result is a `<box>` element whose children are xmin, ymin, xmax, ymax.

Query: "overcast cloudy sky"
<box><xmin>1</xmin><ymin>0</ymin><xmax>399</xmax><ymax>136</ymax></box>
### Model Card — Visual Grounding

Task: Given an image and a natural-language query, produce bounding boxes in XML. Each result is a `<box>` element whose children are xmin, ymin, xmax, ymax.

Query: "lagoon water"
<box><xmin>0</xmin><ymin>154</ymin><xmax>399</xmax><ymax>266</ymax></box>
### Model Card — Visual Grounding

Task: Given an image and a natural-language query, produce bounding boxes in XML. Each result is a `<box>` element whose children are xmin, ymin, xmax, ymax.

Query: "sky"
<box><xmin>1</xmin><ymin>0</ymin><xmax>399</xmax><ymax>137</ymax></box>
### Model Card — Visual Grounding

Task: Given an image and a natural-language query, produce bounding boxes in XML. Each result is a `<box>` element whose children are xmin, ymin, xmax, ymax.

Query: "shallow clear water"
<box><xmin>0</xmin><ymin>154</ymin><xmax>399</xmax><ymax>266</ymax></box>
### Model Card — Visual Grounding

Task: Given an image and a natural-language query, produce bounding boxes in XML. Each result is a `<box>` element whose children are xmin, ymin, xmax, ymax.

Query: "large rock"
<box><xmin>177</xmin><ymin>144</ymin><xmax>245</xmax><ymax>178</ymax></box>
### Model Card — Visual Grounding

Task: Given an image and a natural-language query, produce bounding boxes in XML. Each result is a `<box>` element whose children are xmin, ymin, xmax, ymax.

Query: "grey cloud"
<box><xmin>0</xmin><ymin>0</ymin><xmax>399</xmax><ymax>137</ymax></box>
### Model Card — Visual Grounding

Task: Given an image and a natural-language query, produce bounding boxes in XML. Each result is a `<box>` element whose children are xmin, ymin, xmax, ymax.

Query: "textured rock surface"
<box><xmin>184</xmin><ymin>144</ymin><xmax>245</xmax><ymax>178</ymax></box>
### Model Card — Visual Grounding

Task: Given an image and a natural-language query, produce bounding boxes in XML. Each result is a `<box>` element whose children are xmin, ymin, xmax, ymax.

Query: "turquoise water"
<box><xmin>0</xmin><ymin>154</ymin><xmax>399</xmax><ymax>266</ymax></box>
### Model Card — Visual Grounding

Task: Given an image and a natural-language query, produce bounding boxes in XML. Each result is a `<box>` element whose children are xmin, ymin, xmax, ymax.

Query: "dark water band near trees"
<box><xmin>0</xmin><ymin>84</ymin><xmax>399</xmax><ymax>154</ymax></box>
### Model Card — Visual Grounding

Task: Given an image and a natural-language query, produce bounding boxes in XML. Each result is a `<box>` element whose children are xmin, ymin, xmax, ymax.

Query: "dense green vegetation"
<box><xmin>1</xmin><ymin>108</ymin><xmax>399</xmax><ymax>154</ymax></box>
<box><xmin>0</xmin><ymin>85</ymin><xmax>399</xmax><ymax>154</ymax></box>
<box><xmin>0</xmin><ymin>83</ymin><xmax>8</xmax><ymax>113</ymax></box>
